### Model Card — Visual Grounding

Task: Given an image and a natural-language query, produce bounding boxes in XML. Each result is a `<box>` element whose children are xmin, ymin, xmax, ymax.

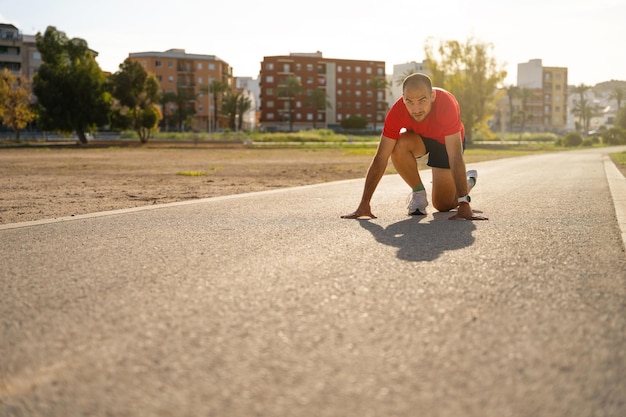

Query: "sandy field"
<box><xmin>0</xmin><ymin>142</ymin><xmax>385</xmax><ymax>225</ymax></box>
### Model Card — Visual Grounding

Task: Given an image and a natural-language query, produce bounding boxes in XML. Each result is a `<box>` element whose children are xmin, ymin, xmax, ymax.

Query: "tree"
<box><xmin>161</xmin><ymin>88</ymin><xmax>196</xmax><ymax>131</ymax></box>
<box><xmin>0</xmin><ymin>68</ymin><xmax>36</xmax><ymax>140</ymax></box>
<box><xmin>109</xmin><ymin>59</ymin><xmax>162</xmax><ymax>143</ymax></box>
<box><xmin>571</xmin><ymin>84</ymin><xmax>592</xmax><ymax>133</ymax></box>
<box><xmin>513</xmin><ymin>87</ymin><xmax>535</xmax><ymax>139</ymax></box>
<box><xmin>221</xmin><ymin>92</ymin><xmax>239</xmax><ymax>130</ymax></box>
<box><xmin>200</xmin><ymin>80</ymin><xmax>229</xmax><ymax>132</ymax></box>
<box><xmin>236</xmin><ymin>94</ymin><xmax>253</xmax><ymax>131</ymax></box>
<box><xmin>277</xmin><ymin>75</ymin><xmax>304</xmax><ymax>132</ymax></box>
<box><xmin>305</xmin><ymin>89</ymin><xmax>331</xmax><ymax>129</ymax></box>
<box><xmin>504</xmin><ymin>85</ymin><xmax>519</xmax><ymax>132</ymax></box>
<box><xmin>424</xmin><ymin>37</ymin><xmax>507</xmax><ymax>142</ymax></box>
<box><xmin>33</xmin><ymin>26</ymin><xmax>110</xmax><ymax>144</ymax></box>
<box><xmin>609</xmin><ymin>86</ymin><xmax>625</xmax><ymax>111</ymax></box>
<box><xmin>367</xmin><ymin>76</ymin><xmax>390</xmax><ymax>131</ymax></box>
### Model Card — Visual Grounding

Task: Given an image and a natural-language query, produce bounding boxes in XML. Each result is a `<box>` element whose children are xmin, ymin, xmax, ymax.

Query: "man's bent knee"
<box><xmin>395</xmin><ymin>131</ymin><xmax>426</xmax><ymax>157</ymax></box>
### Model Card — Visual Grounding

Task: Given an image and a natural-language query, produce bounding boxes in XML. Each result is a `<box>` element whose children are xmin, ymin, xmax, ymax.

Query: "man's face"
<box><xmin>403</xmin><ymin>84</ymin><xmax>435</xmax><ymax>122</ymax></box>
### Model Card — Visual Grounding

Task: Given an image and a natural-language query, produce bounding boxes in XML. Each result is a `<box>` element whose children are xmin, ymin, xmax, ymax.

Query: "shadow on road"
<box><xmin>358</xmin><ymin>212</ymin><xmax>476</xmax><ymax>262</ymax></box>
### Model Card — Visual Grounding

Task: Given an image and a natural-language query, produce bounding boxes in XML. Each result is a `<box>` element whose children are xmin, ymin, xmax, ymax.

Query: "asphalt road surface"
<box><xmin>2</xmin><ymin>146</ymin><xmax>626</xmax><ymax>417</ymax></box>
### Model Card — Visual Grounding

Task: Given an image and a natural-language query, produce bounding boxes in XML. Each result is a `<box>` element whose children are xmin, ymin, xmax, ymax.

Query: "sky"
<box><xmin>1</xmin><ymin>0</ymin><xmax>624</xmax><ymax>86</ymax></box>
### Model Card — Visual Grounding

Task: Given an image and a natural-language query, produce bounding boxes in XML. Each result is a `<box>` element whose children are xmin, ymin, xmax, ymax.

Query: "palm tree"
<box><xmin>306</xmin><ymin>89</ymin><xmax>331</xmax><ymax>129</ymax></box>
<box><xmin>162</xmin><ymin>88</ymin><xmax>196</xmax><ymax>131</ymax></box>
<box><xmin>504</xmin><ymin>85</ymin><xmax>519</xmax><ymax>132</ymax></box>
<box><xmin>514</xmin><ymin>87</ymin><xmax>534</xmax><ymax>140</ymax></box>
<box><xmin>609</xmin><ymin>87</ymin><xmax>625</xmax><ymax>111</ymax></box>
<box><xmin>571</xmin><ymin>84</ymin><xmax>591</xmax><ymax>133</ymax></box>
<box><xmin>201</xmin><ymin>80</ymin><xmax>229</xmax><ymax>132</ymax></box>
<box><xmin>367</xmin><ymin>76</ymin><xmax>390</xmax><ymax>131</ymax></box>
<box><xmin>236</xmin><ymin>94</ymin><xmax>253</xmax><ymax>131</ymax></box>
<box><xmin>277</xmin><ymin>75</ymin><xmax>304</xmax><ymax>132</ymax></box>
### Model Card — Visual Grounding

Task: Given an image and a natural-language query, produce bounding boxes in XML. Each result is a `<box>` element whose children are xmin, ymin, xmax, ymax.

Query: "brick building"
<box><xmin>129</xmin><ymin>49</ymin><xmax>233</xmax><ymax>132</ymax></box>
<box><xmin>259</xmin><ymin>52</ymin><xmax>386</xmax><ymax>131</ymax></box>
<box><xmin>0</xmin><ymin>23</ymin><xmax>41</xmax><ymax>78</ymax></box>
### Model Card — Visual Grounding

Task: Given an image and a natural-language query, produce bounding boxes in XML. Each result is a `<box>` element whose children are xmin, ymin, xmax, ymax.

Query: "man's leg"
<box><xmin>390</xmin><ymin>132</ymin><xmax>427</xmax><ymax>188</ymax></box>
<box><xmin>431</xmin><ymin>167</ymin><xmax>458</xmax><ymax>212</ymax></box>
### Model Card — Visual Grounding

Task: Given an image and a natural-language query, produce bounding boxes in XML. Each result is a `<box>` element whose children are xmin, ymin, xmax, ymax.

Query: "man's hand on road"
<box><xmin>341</xmin><ymin>204</ymin><xmax>377</xmax><ymax>219</ymax></box>
<box><xmin>448</xmin><ymin>203</ymin><xmax>489</xmax><ymax>221</ymax></box>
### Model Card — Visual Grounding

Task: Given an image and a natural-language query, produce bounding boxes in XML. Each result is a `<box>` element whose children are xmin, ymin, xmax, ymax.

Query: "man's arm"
<box><xmin>445</xmin><ymin>133</ymin><xmax>488</xmax><ymax>221</ymax></box>
<box><xmin>340</xmin><ymin>136</ymin><xmax>397</xmax><ymax>219</ymax></box>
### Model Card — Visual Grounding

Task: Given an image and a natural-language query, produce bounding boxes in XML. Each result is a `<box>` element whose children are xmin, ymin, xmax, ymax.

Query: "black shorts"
<box><xmin>421</xmin><ymin>137</ymin><xmax>466</xmax><ymax>169</ymax></box>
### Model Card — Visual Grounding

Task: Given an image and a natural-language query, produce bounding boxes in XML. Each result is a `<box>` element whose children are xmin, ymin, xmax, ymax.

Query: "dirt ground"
<box><xmin>0</xmin><ymin>142</ymin><xmax>385</xmax><ymax>225</ymax></box>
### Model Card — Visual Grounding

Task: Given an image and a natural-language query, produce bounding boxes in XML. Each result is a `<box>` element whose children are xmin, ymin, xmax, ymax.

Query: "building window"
<box><xmin>267</xmin><ymin>63</ymin><xmax>274</xmax><ymax>70</ymax></box>
<box><xmin>307</xmin><ymin>64</ymin><xmax>313</xmax><ymax>71</ymax></box>
<box><xmin>356</xmin><ymin>90</ymin><xmax>362</xmax><ymax>97</ymax></box>
<box><xmin>307</xmin><ymin>113</ymin><xmax>313</xmax><ymax>121</ymax></box>
<box><xmin>267</xmin><ymin>101</ymin><xmax>274</xmax><ymax>108</ymax></box>
<box><xmin>307</xmin><ymin>77</ymin><xmax>313</xmax><ymax>84</ymax></box>
<box><xmin>283</xmin><ymin>63</ymin><xmax>290</xmax><ymax>72</ymax></box>
<box><xmin>266</xmin><ymin>75</ymin><xmax>274</xmax><ymax>83</ymax></box>
<box><xmin>168</xmin><ymin>76</ymin><xmax>174</xmax><ymax>82</ymax></box>
<box><xmin>198</xmin><ymin>77</ymin><xmax>203</xmax><ymax>84</ymax></box>
<box><xmin>208</xmin><ymin>63</ymin><xmax>215</xmax><ymax>70</ymax></box>
<box><xmin>338</xmin><ymin>66</ymin><xmax>342</xmax><ymax>73</ymax></box>
<box><xmin>155</xmin><ymin>60</ymin><xmax>162</xmax><ymax>67</ymax></box>
<box><xmin>346</xmin><ymin>66</ymin><xmax>351</xmax><ymax>73</ymax></box>
<box><xmin>267</xmin><ymin>113</ymin><xmax>275</xmax><ymax>120</ymax></box>
<box><xmin>197</xmin><ymin>63</ymin><xmax>202</xmax><ymax>70</ymax></box>
<box><xmin>168</xmin><ymin>61</ymin><xmax>173</xmax><ymax>68</ymax></box>
<box><xmin>377</xmin><ymin>68</ymin><xmax>384</xmax><ymax>76</ymax></box>
<box><xmin>157</xmin><ymin>75</ymin><xmax>162</xmax><ymax>82</ymax></box>
<box><xmin>296</xmin><ymin>63</ymin><xmax>302</xmax><ymax>71</ymax></box>
<box><xmin>366</xmin><ymin>67</ymin><xmax>372</xmax><ymax>74</ymax></box>
<box><xmin>356</xmin><ymin>66</ymin><xmax>362</xmax><ymax>73</ymax></box>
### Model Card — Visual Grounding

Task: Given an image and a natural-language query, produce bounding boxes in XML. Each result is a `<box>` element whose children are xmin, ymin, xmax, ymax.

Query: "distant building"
<box><xmin>0</xmin><ymin>23</ymin><xmax>42</xmax><ymax>79</ymax></box>
<box><xmin>516</xmin><ymin>59</ymin><xmax>568</xmax><ymax>131</ymax></box>
<box><xmin>129</xmin><ymin>49</ymin><xmax>234</xmax><ymax>132</ymax></box>
<box><xmin>235</xmin><ymin>76</ymin><xmax>260</xmax><ymax>131</ymax></box>
<box><xmin>388</xmin><ymin>61</ymin><xmax>429</xmax><ymax>109</ymax></box>
<box><xmin>259</xmin><ymin>52</ymin><xmax>386</xmax><ymax>131</ymax></box>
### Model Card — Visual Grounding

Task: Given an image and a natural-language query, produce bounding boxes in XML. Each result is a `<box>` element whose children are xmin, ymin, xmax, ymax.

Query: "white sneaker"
<box><xmin>467</xmin><ymin>169</ymin><xmax>478</xmax><ymax>192</ymax></box>
<box><xmin>407</xmin><ymin>190</ymin><xmax>428</xmax><ymax>215</ymax></box>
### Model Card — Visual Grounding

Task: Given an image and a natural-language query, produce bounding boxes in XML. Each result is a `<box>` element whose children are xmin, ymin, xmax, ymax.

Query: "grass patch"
<box><xmin>610</xmin><ymin>151</ymin><xmax>626</xmax><ymax>177</ymax></box>
<box><xmin>176</xmin><ymin>170</ymin><xmax>210</xmax><ymax>176</ymax></box>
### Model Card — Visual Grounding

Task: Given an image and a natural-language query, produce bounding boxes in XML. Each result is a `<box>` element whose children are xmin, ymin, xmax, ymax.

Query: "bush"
<box><xmin>341</xmin><ymin>116</ymin><xmax>368</xmax><ymax>130</ymax></box>
<box><xmin>562</xmin><ymin>132</ymin><xmax>583</xmax><ymax>147</ymax></box>
<box><xmin>602</xmin><ymin>127</ymin><xmax>626</xmax><ymax>145</ymax></box>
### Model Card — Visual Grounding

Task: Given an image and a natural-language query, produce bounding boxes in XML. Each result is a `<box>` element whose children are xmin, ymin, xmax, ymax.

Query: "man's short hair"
<box><xmin>402</xmin><ymin>73</ymin><xmax>433</xmax><ymax>93</ymax></box>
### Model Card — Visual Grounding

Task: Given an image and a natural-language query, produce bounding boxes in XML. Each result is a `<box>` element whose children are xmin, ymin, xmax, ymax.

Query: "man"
<box><xmin>341</xmin><ymin>73</ymin><xmax>487</xmax><ymax>221</ymax></box>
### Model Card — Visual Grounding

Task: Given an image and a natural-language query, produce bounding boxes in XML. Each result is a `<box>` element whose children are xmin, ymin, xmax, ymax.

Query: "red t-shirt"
<box><xmin>382</xmin><ymin>88</ymin><xmax>464</xmax><ymax>144</ymax></box>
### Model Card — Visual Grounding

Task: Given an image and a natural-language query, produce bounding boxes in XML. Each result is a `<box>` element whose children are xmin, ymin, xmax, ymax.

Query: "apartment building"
<box><xmin>259</xmin><ymin>52</ymin><xmax>386</xmax><ymax>131</ymax></box>
<box><xmin>129</xmin><ymin>49</ymin><xmax>234</xmax><ymax>132</ymax></box>
<box><xmin>0</xmin><ymin>23</ymin><xmax>41</xmax><ymax>78</ymax></box>
<box><xmin>517</xmin><ymin>59</ymin><xmax>568</xmax><ymax>131</ymax></box>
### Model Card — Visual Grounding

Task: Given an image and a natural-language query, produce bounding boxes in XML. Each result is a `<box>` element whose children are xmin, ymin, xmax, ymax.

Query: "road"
<box><xmin>1</xmin><ymin>146</ymin><xmax>626</xmax><ymax>417</ymax></box>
